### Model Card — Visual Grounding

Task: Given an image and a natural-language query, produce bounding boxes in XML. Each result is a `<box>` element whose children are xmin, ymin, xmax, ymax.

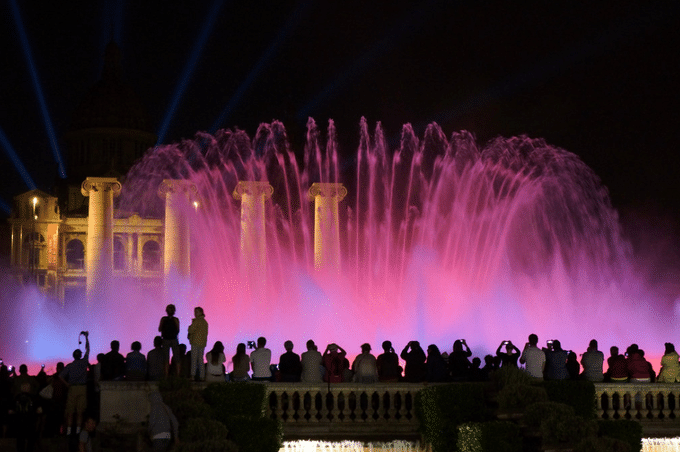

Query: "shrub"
<box><xmin>457</xmin><ymin>421</ymin><xmax>522</xmax><ymax>452</ymax></box>
<box><xmin>416</xmin><ymin>383</ymin><xmax>489</xmax><ymax>452</ymax></box>
<box><xmin>491</xmin><ymin>365</ymin><xmax>536</xmax><ymax>389</ymax></box>
<box><xmin>542</xmin><ymin>380</ymin><xmax>596</xmax><ymax>419</ymax></box>
<box><xmin>161</xmin><ymin>390</ymin><xmax>211</xmax><ymax>425</ymax></box>
<box><xmin>203</xmin><ymin>382</ymin><xmax>267</xmax><ymax>420</ymax></box>
<box><xmin>523</xmin><ymin>401</ymin><xmax>575</xmax><ymax>431</ymax></box>
<box><xmin>497</xmin><ymin>383</ymin><xmax>548</xmax><ymax>412</ymax></box>
<box><xmin>222</xmin><ymin>415</ymin><xmax>283</xmax><ymax>452</ymax></box>
<box><xmin>597</xmin><ymin>420</ymin><xmax>642</xmax><ymax>452</ymax></box>
<box><xmin>180</xmin><ymin>417</ymin><xmax>228</xmax><ymax>442</ymax></box>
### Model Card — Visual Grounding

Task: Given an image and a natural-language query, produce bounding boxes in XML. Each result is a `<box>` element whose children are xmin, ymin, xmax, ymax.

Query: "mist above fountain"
<box><xmin>114</xmin><ymin>117</ymin><xmax>669</xmax><ymax>359</ymax></box>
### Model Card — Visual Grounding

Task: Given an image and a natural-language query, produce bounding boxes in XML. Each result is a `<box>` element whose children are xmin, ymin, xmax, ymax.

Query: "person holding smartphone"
<box><xmin>495</xmin><ymin>340</ymin><xmax>521</xmax><ymax>367</ymax></box>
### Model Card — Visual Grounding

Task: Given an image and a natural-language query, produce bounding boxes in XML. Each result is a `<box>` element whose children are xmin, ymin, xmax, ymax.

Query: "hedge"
<box><xmin>457</xmin><ymin>421</ymin><xmax>522</xmax><ymax>452</ymax></box>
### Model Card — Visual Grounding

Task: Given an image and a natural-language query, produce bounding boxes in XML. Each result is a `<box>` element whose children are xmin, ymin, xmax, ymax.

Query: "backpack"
<box><xmin>15</xmin><ymin>393</ymin><xmax>34</xmax><ymax>415</ymax></box>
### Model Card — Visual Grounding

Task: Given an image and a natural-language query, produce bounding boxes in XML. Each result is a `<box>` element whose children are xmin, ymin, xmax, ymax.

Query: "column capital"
<box><xmin>232</xmin><ymin>181</ymin><xmax>274</xmax><ymax>200</ymax></box>
<box><xmin>308</xmin><ymin>182</ymin><xmax>347</xmax><ymax>201</ymax></box>
<box><xmin>158</xmin><ymin>179</ymin><xmax>198</xmax><ymax>200</ymax></box>
<box><xmin>81</xmin><ymin>177</ymin><xmax>122</xmax><ymax>197</ymax></box>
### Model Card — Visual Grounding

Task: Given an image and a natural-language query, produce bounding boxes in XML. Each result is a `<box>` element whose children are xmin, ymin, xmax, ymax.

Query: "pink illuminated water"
<box><xmin>1</xmin><ymin>119</ymin><xmax>677</xmax><ymax>373</ymax></box>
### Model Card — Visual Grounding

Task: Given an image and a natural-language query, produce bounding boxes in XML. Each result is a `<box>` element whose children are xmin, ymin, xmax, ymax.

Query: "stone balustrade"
<box><xmin>266</xmin><ymin>383</ymin><xmax>421</xmax><ymax>440</ymax></box>
<box><xmin>99</xmin><ymin>381</ymin><xmax>680</xmax><ymax>439</ymax></box>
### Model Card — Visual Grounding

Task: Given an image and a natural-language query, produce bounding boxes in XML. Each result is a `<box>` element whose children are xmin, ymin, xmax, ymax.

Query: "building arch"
<box><xmin>142</xmin><ymin>240</ymin><xmax>161</xmax><ymax>271</ymax></box>
<box><xmin>66</xmin><ymin>239</ymin><xmax>85</xmax><ymax>269</ymax></box>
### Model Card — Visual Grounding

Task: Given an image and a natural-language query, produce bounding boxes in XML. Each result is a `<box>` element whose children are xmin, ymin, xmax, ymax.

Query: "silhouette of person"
<box><xmin>278</xmin><ymin>341</ymin><xmax>302</xmax><ymax>382</ymax></box>
<box><xmin>300</xmin><ymin>340</ymin><xmax>323</xmax><ymax>383</ymax></box>
<box><xmin>158</xmin><ymin>304</ymin><xmax>180</xmax><ymax>376</ymax></box>
<box><xmin>187</xmin><ymin>307</ymin><xmax>208</xmax><ymax>381</ymax></box>
<box><xmin>376</xmin><ymin>341</ymin><xmax>402</xmax><ymax>382</ymax></box>
<box><xmin>400</xmin><ymin>341</ymin><xmax>426</xmax><ymax>382</ymax></box>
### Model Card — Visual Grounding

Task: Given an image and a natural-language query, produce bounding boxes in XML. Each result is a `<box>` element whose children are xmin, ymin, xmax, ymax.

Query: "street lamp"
<box><xmin>30</xmin><ymin>197</ymin><xmax>38</xmax><ymax>279</ymax></box>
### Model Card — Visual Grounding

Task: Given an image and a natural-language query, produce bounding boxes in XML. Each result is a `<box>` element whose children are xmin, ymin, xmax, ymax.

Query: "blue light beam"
<box><xmin>8</xmin><ymin>0</ymin><xmax>66</xmax><ymax>178</ymax></box>
<box><xmin>210</xmin><ymin>1</ymin><xmax>312</xmax><ymax>133</ymax></box>
<box><xmin>157</xmin><ymin>0</ymin><xmax>225</xmax><ymax>144</ymax></box>
<box><xmin>0</xmin><ymin>127</ymin><xmax>37</xmax><ymax>192</ymax></box>
<box><xmin>0</xmin><ymin>197</ymin><xmax>11</xmax><ymax>216</ymax></box>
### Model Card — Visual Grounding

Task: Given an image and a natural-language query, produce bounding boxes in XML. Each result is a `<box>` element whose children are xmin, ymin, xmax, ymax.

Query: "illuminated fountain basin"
<box><xmin>3</xmin><ymin>118</ymin><xmax>676</xmax><ymax>370</ymax></box>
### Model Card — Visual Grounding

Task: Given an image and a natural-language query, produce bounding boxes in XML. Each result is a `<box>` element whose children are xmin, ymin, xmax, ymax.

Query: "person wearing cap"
<box><xmin>352</xmin><ymin>343</ymin><xmax>379</xmax><ymax>383</ymax></box>
<box><xmin>323</xmin><ymin>343</ymin><xmax>348</xmax><ymax>383</ymax></box>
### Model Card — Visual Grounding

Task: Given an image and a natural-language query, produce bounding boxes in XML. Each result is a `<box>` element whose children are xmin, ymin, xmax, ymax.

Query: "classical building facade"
<box><xmin>6</xmin><ymin>41</ymin><xmax>162</xmax><ymax>300</ymax></box>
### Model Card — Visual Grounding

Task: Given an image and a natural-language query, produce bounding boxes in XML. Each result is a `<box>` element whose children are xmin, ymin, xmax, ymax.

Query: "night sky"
<box><xmin>1</xmin><ymin>0</ymin><xmax>679</xmax><ymax>219</ymax></box>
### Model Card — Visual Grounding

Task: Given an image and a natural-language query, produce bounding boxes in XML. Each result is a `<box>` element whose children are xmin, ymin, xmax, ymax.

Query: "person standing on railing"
<box><xmin>187</xmin><ymin>307</ymin><xmax>208</xmax><ymax>381</ymax></box>
<box><xmin>580</xmin><ymin>339</ymin><xmax>604</xmax><ymax>382</ymax></box>
<box><xmin>519</xmin><ymin>334</ymin><xmax>545</xmax><ymax>380</ymax></box>
<box><xmin>658</xmin><ymin>343</ymin><xmax>680</xmax><ymax>383</ymax></box>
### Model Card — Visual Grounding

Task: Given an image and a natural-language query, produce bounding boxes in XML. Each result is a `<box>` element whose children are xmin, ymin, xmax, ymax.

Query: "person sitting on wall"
<box><xmin>495</xmin><ymin>340</ymin><xmax>521</xmax><ymax>368</ymax></box>
<box><xmin>658</xmin><ymin>342</ymin><xmax>680</xmax><ymax>383</ymax></box>
<box><xmin>566</xmin><ymin>351</ymin><xmax>580</xmax><ymax>379</ymax></box>
<box><xmin>605</xmin><ymin>346</ymin><xmax>628</xmax><ymax>382</ymax></box>
<box><xmin>125</xmin><ymin>341</ymin><xmax>147</xmax><ymax>381</ymax></box>
<box><xmin>300</xmin><ymin>340</ymin><xmax>323</xmax><ymax>383</ymax></box>
<box><xmin>278</xmin><ymin>341</ymin><xmax>302</xmax><ymax>382</ymax></box>
<box><xmin>352</xmin><ymin>343</ymin><xmax>379</xmax><ymax>383</ymax></box>
<box><xmin>580</xmin><ymin>339</ymin><xmax>604</xmax><ymax>382</ymax></box>
<box><xmin>205</xmin><ymin>341</ymin><xmax>226</xmax><ymax>383</ymax></box>
<box><xmin>449</xmin><ymin>339</ymin><xmax>472</xmax><ymax>381</ymax></box>
<box><xmin>400</xmin><ymin>341</ymin><xmax>426</xmax><ymax>383</ymax></box>
<box><xmin>231</xmin><ymin>343</ymin><xmax>251</xmax><ymax>382</ymax></box>
<box><xmin>323</xmin><ymin>343</ymin><xmax>348</xmax><ymax>383</ymax></box>
<box><xmin>250</xmin><ymin>337</ymin><xmax>272</xmax><ymax>382</ymax></box>
<box><xmin>376</xmin><ymin>341</ymin><xmax>402</xmax><ymax>382</ymax></box>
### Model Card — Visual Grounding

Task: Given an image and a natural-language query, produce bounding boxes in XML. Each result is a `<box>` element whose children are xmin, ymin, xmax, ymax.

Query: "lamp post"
<box><xmin>30</xmin><ymin>197</ymin><xmax>38</xmax><ymax>279</ymax></box>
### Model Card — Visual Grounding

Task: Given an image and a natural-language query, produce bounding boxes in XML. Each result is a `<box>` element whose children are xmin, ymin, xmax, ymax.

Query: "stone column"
<box><xmin>81</xmin><ymin>177</ymin><xmax>121</xmax><ymax>304</ymax></box>
<box><xmin>308</xmin><ymin>183</ymin><xmax>347</xmax><ymax>272</ymax></box>
<box><xmin>232</xmin><ymin>181</ymin><xmax>273</xmax><ymax>275</ymax></box>
<box><xmin>158</xmin><ymin>180</ymin><xmax>197</xmax><ymax>281</ymax></box>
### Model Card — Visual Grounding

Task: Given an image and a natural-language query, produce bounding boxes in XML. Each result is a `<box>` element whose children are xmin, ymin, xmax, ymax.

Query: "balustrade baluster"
<box><xmin>596</xmin><ymin>389</ymin><xmax>605</xmax><ymax>418</ymax></box>
<box><xmin>330</xmin><ymin>388</ymin><xmax>341</xmax><ymax>421</ymax></box>
<box><xmin>309</xmin><ymin>390</ymin><xmax>319</xmax><ymax>423</ymax></box>
<box><xmin>276</xmin><ymin>390</ymin><xmax>286</xmax><ymax>422</ymax></box>
<box><xmin>386</xmin><ymin>390</ymin><xmax>396</xmax><ymax>422</ymax></box>
<box><xmin>339</xmin><ymin>391</ymin><xmax>349</xmax><ymax>422</ymax></box>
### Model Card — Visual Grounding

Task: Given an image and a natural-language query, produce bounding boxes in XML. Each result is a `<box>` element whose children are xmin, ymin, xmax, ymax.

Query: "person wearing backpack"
<box><xmin>159</xmin><ymin>304</ymin><xmax>180</xmax><ymax>376</ymax></box>
<box><xmin>10</xmin><ymin>382</ymin><xmax>42</xmax><ymax>452</ymax></box>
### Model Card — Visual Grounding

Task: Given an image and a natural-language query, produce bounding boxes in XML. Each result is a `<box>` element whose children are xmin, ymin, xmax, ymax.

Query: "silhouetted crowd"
<box><xmin>3</xmin><ymin>304</ymin><xmax>680</xmax><ymax>451</ymax></box>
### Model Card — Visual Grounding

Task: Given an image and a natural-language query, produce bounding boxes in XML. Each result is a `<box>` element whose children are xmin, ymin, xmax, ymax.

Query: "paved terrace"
<box><xmin>101</xmin><ymin>381</ymin><xmax>680</xmax><ymax>440</ymax></box>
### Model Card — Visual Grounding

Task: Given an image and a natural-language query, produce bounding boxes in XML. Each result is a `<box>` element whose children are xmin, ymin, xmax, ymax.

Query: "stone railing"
<box><xmin>99</xmin><ymin>381</ymin><xmax>680</xmax><ymax>439</ymax></box>
<box><xmin>266</xmin><ymin>383</ymin><xmax>423</xmax><ymax>440</ymax></box>
<box><xmin>595</xmin><ymin>383</ymin><xmax>680</xmax><ymax>420</ymax></box>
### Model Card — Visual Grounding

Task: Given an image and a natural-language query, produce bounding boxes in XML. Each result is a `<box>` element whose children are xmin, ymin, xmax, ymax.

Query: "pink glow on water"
<box><xmin>1</xmin><ymin>119</ymin><xmax>676</xmax><ymax>373</ymax></box>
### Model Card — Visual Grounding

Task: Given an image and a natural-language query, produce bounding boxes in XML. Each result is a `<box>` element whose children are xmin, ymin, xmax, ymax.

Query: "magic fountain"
<box><xmin>4</xmin><ymin>118</ymin><xmax>676</xmax><ymax>367</ymax></box>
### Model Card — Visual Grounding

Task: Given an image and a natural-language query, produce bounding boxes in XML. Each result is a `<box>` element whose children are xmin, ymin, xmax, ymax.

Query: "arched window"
<box><xmin>66</xmin><ymin>239</ymin><xmax>85</xmax><ymax>270</ymax></box>
<box><xmin>114</xmin><ymin>239</ymin><xmax>125</xmax><ymax>270</ymax></box>
<box><xmin>142</xmin><ymin>240</ymin><xmax>161</xmax><ymax>271</ymax></box>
